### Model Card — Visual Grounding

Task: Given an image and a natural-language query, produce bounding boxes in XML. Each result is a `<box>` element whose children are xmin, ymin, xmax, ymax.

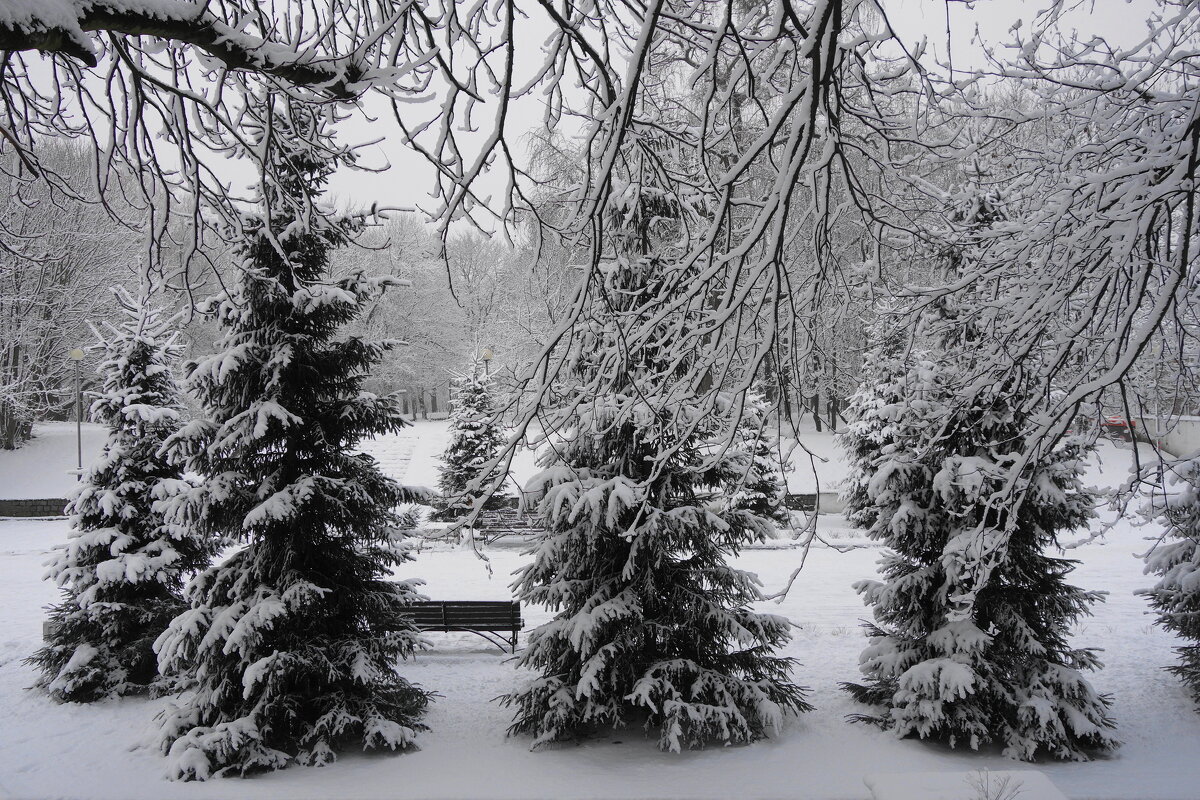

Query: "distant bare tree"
<box><xmin>0</xmin><ymin>144</ymin><xmax>140</xmax><ymax>448</ymax></box>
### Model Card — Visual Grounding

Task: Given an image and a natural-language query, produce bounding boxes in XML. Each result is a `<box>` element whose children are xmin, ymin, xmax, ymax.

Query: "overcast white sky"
<box><xmin>887</xmin><ymin>0</ymin><xmax>1159</xmax><ymax>65</ymax></box>
<box><xmin>325</xmin><ymin>0</ymin><xmax>1161</xmax><ymax>217</ymax></box>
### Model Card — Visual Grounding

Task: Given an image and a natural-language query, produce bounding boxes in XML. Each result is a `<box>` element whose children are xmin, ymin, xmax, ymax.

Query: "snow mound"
<box><xmin>865</xmin><ymin>770</ymin><xmax>1067</xmax><ymax>800</ymax></box>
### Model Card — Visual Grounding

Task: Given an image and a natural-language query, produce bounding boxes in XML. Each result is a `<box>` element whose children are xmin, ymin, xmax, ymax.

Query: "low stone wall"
<box><xmin>0</xmin><ymin>498</ymin><xmax>68</xmax><ymax>517</ymax></box>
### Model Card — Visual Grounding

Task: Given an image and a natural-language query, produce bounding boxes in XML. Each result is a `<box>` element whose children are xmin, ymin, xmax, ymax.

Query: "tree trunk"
<box><xmin>0</xmin><ymin>403</ymin><xmax>32</xmax><ymax>450</ymax></box>
<box><xmin>0</xmin><ymin>404</ymin><xmax>16</xmax><ymax>450</ymax></box>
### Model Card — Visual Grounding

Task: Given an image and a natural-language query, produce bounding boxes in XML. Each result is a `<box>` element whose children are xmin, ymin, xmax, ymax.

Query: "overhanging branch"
<box><xmin>1</xmin><ymin>2</ymin><xmax>361</xmax><ymax>98</ymax></box>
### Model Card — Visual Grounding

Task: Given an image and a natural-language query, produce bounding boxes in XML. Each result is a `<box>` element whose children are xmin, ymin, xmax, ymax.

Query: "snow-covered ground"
<box><xmin>0</xmin><ymin>423</ymin><xmax>1196</xmax><ymax>799</ymax></box>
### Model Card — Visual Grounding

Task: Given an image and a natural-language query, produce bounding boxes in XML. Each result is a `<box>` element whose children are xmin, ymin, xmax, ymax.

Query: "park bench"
<box><xmin>464</xmin><ymin>508</ymin><xmax>545</xmax><ymax>544</ymax></box>
<box><xmin>782</xmin><ymin>492</ymin><xmax>846</xmax><ymax>513</ymax></box>
<box><xmin>400</xmin><ymin>599</ymin><xmax>523</xmax><ymax>653</ymax></box>
<box><xmin>783</xmin><ymin>493</ymin><xmax>820</xmax><ymax>511</ymax></box>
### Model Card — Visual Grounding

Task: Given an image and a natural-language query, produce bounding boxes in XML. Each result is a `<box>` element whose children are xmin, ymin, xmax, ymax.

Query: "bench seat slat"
<box><xmin>408</xmin><ymin>618</ymin><xmax>520</xmax><ymax>623</ymax></box>
<box><xmin>408</xmin><ymin>601</ymin><xmax>519</xmax><ymax>607</ymax></box>
<box><xmin>405</xmin><ymin>619</ymin><xmax>521</xmax><ymax>626</ymax></box>
<box><xmin>405</xmin><ymin>618</ymin><xmax>518</xmax><ymax>623</ymax></box>
<box><xmin>404</xmin><ymin>607</ymin><xmax>518</xmax><ymax>612</ymax></box>
<box><xmin>412</xmin><ymin>623</ymin><xmax>518</xmax><ymax>632</ymax></box>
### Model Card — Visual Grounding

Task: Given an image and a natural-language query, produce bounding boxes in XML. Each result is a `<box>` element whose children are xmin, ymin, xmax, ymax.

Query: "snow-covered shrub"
<box><xmin>841</xmin><ymin>354</ymin><xmax>1118</xmax><ymax>760</ymax></box>
<box><xmin>1139</xmin><ymin>453</ymin><xmax>1200</xmax><ymax>704</ymax></box>
<box><xmin>27</xmin><ymin>288</ymin><xmax>206</xmax><ymax>702</ymax></box>
<box><xmin>434</xmin><ymin>371</ymin><xmax>511</xmax><ymax>519</ymax></box>
<box><xmin>152</xmin><ymin>106</ymin><xmax>431</xmax><ymax>780</ymax></box>
<box><xmin>504</xmin><ymin>179</ymin><xmax>809</xmax><ymax>751</ymax></box>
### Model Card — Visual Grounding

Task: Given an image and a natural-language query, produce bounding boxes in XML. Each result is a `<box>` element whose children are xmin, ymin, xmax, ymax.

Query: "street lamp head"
<box><xmin>481</xmin><ymin>347</ymin><xmax>494</xmax><ymax>362</ymax></box>
<box><xmin>68</xmin><ymin>348</ymin><xmax>85</xmax><ymax>361</ymax></box>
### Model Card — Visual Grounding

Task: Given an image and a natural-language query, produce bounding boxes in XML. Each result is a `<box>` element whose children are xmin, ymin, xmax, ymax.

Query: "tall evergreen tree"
<box><xmin>504</xmin><ymin>173</ymin><xmax>809</xmax><ymax>752</ymax></box>
<box><xmin>435</xmin><ymin>371</ymin><xmax>511</xmax><ymax>519</ymax></box>
<box><xmin>1139</xmin><ymin>453</ymin><xmax>1200</xmax><ymax>704</ymax></box>
<box><xmin>841</xmin><ymin>187</ymin><xmax>1118</xmax><ymax>761</ymax></box>
<box><xmin>152</xmin><ymin>103</ymin><xmax>431</xmax><ymax>780</ymax></box>
<box><xmin>28</xmin><ymin>287</ymin><xmax>204</xmax><ymax>702</ymax></box>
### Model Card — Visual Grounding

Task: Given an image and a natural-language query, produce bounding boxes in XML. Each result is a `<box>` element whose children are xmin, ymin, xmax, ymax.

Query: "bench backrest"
<box><xmin>474</xmin><ymin>509</ymin><xmax>540</xmax><ymax>528</ymax></box>
<box><xmin>400</xmin><ymin>600</ymin><xmax>522</xmax><ymax>632</ymax></box>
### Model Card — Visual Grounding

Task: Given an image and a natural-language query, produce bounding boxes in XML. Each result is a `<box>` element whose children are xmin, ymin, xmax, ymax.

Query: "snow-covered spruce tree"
<box><xmin>716</xmin><ymin>390</ymin><xmax>789</xmax><ymax>524</ymax></box>
<box><xmin>152</xmin><ymin>105</ymin><xmax>431</xmax><ymax>780</ymax></box>
<box><xmin>504</xmin><ymin>174</ymin><xmax>809</xmax><ymax>751</ymax></box>
<box><xmin>842</xmin><ymin>187</ymin><xmax>1118</xmax><ymax>761</ymax></box>
<box><xmin>838</xmin><ymin>324</ymin><xmax>908</xmax><ymax>531</ymax></box>
<box><xmin>1139</xmin><ymin>454</ymin><xmax>1200</xmax><ymax>703</ymax></box>
<box><xmin>434</xmin><ymin>370</ymin><xmax>511</xmax><ymax>520</ymax></box>
<box><xmin>27</xmin><ymin>288</ymin><xmax>205</xmax><ymax>702</ymax></box>
<box><xmin>842</xmin><ymin>355</ymin><xmax>1118</xmax><ymax>759</ymax></box>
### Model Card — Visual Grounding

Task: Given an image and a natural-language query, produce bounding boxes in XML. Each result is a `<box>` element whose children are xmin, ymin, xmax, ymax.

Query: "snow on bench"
<box><xmin>864</xmin><ymin>770</ymin><xmax>1068</xmax><ymax>800</ymax></box>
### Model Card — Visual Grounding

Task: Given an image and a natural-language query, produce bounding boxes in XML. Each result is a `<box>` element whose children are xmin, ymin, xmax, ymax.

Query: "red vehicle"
<box><xmin>1102</xmin><ymin>415</ymin><xmax>1137</xmax><ymax>441</ymax></box>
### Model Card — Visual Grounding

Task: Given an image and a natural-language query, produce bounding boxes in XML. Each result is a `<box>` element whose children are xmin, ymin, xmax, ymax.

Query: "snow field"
<box><xmin>1</xmin><ymin>512</ymin><xmax>1197</xmax><ymax>799</ymax></box>
<box><xmin>354</xmin><ymin>418</ymin><xmax>846</xmax><ymax>498</ymax></box>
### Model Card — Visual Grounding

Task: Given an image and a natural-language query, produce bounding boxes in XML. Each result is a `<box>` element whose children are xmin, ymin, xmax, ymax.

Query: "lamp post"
<box><xmin>481</xmin><ymin>346</ymin><xmax>493</xmax><ymax>377</ymax></box>
<box><xmin>67</xmin><ymin>348</ymin><xmax>85</xmax><ymax>476</ymax></box>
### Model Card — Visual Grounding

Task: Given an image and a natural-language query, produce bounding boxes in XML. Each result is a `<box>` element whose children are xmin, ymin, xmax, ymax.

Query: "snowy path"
<box><xmin>358</xmin><ymin>427</ymin><xmax>418</xmax><ymax>485</ymax></box>
<box><xmin>0</xmin><ymin>423</ymin><xmax>107</xmax><ymax>500</ymax></box>
<box><xmin>1</xmin><ymin>515</ymin><xmax>1197</xmax><ymax>800</ymax></box>
<box><xmin>356</xmin><ymin>419</ymin><xmax>549</xmax><ymax>498</ymax></box>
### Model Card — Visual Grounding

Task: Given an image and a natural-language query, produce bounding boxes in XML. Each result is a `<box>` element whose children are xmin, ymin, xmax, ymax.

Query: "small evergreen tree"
<box><xmin>152</xmin><ymin>104</ymin><xmax>431</xmax><ymax>780</ymax></box>
<box><xmin>841</xmin><ymin>186</ymin><xmax>1118</xmax><ymax>761</ymax></box>
<box><xmin>27</xmin><ymin>288</ymin><xmax>204</xmax><ymax>702</ymax></box>
<box><xmin>1139</xmin><ymin>453</ymin><xmax>1200</xmax><ymax>703</ymax></box>
<box><xmin>716</xmin><ymin>390</ymin><xmax>789</xmax><ymax>523</ymax></box>
<box><xmin>504</xmin><ymin>175</ymin><xmax>809</xmax><ymax>751</ymax></box>
<box><xmin>435</xmin><ymin>371</ymin><xmax>511</xmax><ymax>519</ymax></box>
<box><xmin>838</xmin><ymin>324</ymin><xmax>907</xmax><ymax>530</ymax></box>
